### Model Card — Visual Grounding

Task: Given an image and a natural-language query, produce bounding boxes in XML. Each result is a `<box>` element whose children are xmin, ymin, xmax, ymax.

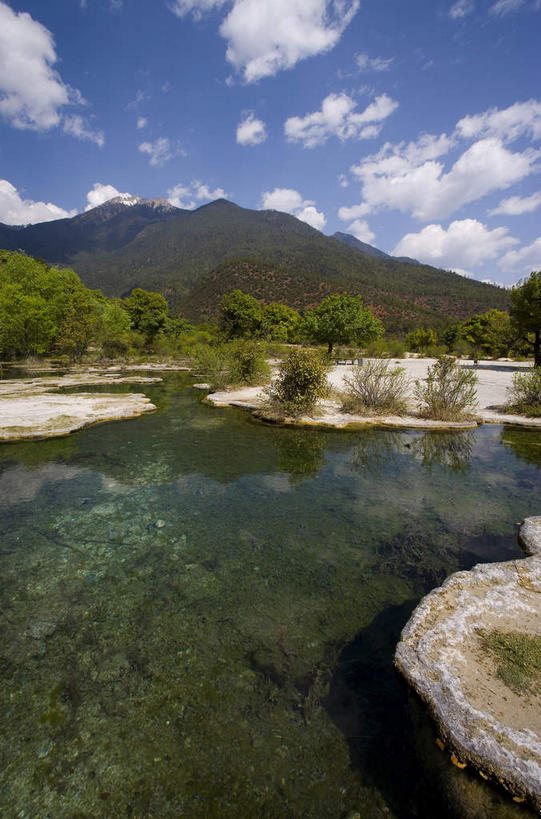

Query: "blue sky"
<box><xmin>0</xmin><ymin>0</ymin><xmax>539</xmax><ymax>286</ymax></box>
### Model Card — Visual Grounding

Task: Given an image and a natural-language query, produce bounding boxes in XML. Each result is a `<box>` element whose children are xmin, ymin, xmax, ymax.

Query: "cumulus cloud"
<box><xmin>345</xmin><ymin>219</ymin><xmax>375</xmax><ymax>243</ymax></box>
<box><xmin>489</xmin><ymin>192</ymin><xmax>541</xmax><ymax>215</ymax></box>
<box><xmin>236</xmin><ymin>112</ymin><xmax>267</xmax><ymax>145</ymax></box>
<box><xmin>84</xmin><ymin>183</ymin><xmax>133</xmax><ymax>211</ymax></box>
<box><xmin>456</xmin><ymin>99</ymin><xmax>541</xmax><ymax>143</ymax></box>
<box><xmin>449</xmin><ymin>0</ymin><xmax>474</xmax><ymax>17</ymax></box>
<box><xmin>137</xmin><ymin>116</ymin><xmax>148</xmax><ymax>129</ymax></box>
<box><xmin>499</xmin><ymin>236</ymin><xmax>541</xmax><ymax>272</ymax></box>
<box><xmin>171</xmin><ymin>0</ymin><xmax>360</xmax><ymax>82</ymax></box>
<box><xmin>392</xmin><ymin>219</ymin><xmax>519</xmax><ymax>269</ymax></box>
<box><xmin>63</xmin><ymin>114</ymin><xmax>104</xmax><ymax>147</ymax></box>
<box><xmin>138</xmin><ymin>137</ymin><xmax>179</xmax><ymax>167</ymax></box>
<box><xmin>0</xmin><ymin>2</ymin><xmax>79</xmax><ymax>130</ymax></box>
<box><xmin>167</xmin><ymin>180</ymin><xmax>228</xmax><ymax>209</ymax></box>
<box><xmin>337</xmin><ymin>202</ymin><xmax>371</xmax><ymax>220</ymax></box>
<box><xmin>260</xmin><ymin>188</ymin><xmax>326</xmax><ymax>230</ymax></box>
<box><xmin>0</xmin><ymin>179</ymin><xmax>77</xmax><ymax>224</ymax></box>
<box><xmin>356</xmin><ymin>53</ymin><xmax>393</xmax><ymax>72</ymax></box>
<box><xmin>285</xmin><ymin>92</ymin><xmax>398</xmax><ymax>149</ymax></box>
<box><xmin>350</xmin><ymin>135</ymin><xmax>539</xmax><ymax>221</ymax></box>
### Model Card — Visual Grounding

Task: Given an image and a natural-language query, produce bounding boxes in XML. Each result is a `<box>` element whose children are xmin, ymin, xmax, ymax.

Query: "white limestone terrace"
<box><xmin>206</xmin><ymin>358</ymin><xmax>541</xmax><ymax>429</ymax></box>
<box><xmin>0</xmin><ymin>372</ymin><xmax>161</xmax><ymax>441</ymax></box>
<box><xmin>395</xmin><ymin>517</ymin><xmax>541</xmax><ymax>810</ymax></box>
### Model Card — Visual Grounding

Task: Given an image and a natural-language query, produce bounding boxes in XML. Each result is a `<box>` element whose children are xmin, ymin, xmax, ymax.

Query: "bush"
<box><xmin>266</xmin><ymin>348</ymin><xmax>329</xmax><ymax>417</ymax></box>
<box><xmin>414</xmin><ymin>356</ymin><xmax>478</xmax><ymax>420</ymax></box>
<box><xmin>194</xmin><ymin>340</ymin><xmax>270</xmax><ymax>391</ymax></box>
<box><xmin>227</xmin><ymin>339</ymin><xmax>270</xmax><ymax>386</ymax></box>
<box><xmin>506</xmin><ymin>367</ymin><xmax>541</xmax><ymax>416</ymax></box>
<box><xmin>194</xmin><ymin>344</ymin><xmax>232</xmax><ymax>390</ymax></box>
<box><xmin>341</xmin><ymin>360</ymin><xmax>411</xmax><ymax>415</ymax></box>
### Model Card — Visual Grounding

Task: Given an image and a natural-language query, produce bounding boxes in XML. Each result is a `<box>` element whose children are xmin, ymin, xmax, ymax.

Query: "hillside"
<box><xmin>0</xmin><ymin>197</ymin><xmax>510</xmax><ymax>332</ymax></box>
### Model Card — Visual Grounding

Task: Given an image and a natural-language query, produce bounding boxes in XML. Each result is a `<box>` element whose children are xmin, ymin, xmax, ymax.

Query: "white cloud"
<box><xmin>138</xmin><ymin>137</ymin><xmax>178</xmax><ymax>167</ymax></box>
<box><xmin>499</xmin><ymin>236</ymin><xmax>541</xmax><ymax>272</ymax></box>
<box><xmin>137</xmin><ymin>116</ymin><xmax>148</xmax><ymax>129</ymax></box>
<box><xmin>456</xmin><ymin>99</ymin><xmax>541</xmax><ymax>142</ymax></box>
<box><xmin>63</xmin><ymin>114</ymin><xmax>104</xmax><ymax>147</ymax></box>
<box><xmin>167</xmin><ymin>180</ymin><xmax>228</xmax><ymax>209</ymax></box>
<box><xmin>0</xmin><ymin>179</ymin><xmax>77</xmax><ymax>224</ymax></box>
<box><xmin>285</xmin><ymin>92</ymin><xmax>398</xmax><ymax>149</ymax></box>
<box><xmin>346</xmin><ymin>219</ymin><xmax>375</xmax><ymax>243</ymax></box>
<box><xmin>338</xmin><ymin>173</ymin><xmax>349</xmax><ymax>188</ymax></box>
<box><xmin>488</xmin><ymin>192</ymin><xmax>541</xmax><ymax>215</ymax></box>
<box><xmin>84</xmin><ymin>183</ymin><xmax>132</xmax><ymax>211</ymax></box>
<box><xmin>449</xmin><ymin>0</ymin><xmax>474</xmax><ymax>17</ymax></box>
<box><xmin>350</xmin><ymin>136</ymin><xmax>539</xmax><ymax>220</ymax></box>
<box><xmin>171</xmin><ymin>0</ymin><xmax>360</xmax><ymax>82</ymax></box>
<box><xmin>0</xmin><ymin>2</ymin><xmax>80</xmax><ymax>130</ymax></box>
<box><xmin>337</xmin><ymin>202</ymin><xmax>370</xmax><ymax>220</ymax></box>
<box><xmin>236</xmin><ymin>112</ymin><xmax>267</xmax><ymax>145</ymax></box>
<box><xmin>489</xmin><ymin>0</ymin><xmax>524</xmax><ymax>14</ymax></box>
<box><xmin>356</xmin><ymin>53</ymin><xmax>393</xmax><ymax>72</ymax></box>
<box><xmin>393</xmin><ymin>219</ymin><xmax>519</xmax><ymax>269</ymax></box>
<box><xmin>260</xmin><ymin>188</ymin><xmax>326</xmax><ymax>230</ymax></box>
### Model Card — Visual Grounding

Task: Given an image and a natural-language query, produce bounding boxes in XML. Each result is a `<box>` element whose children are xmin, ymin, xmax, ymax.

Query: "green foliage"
<box><xmin>405</xmin><ymin>327</ymin><xmax>437</xmax><ymax>352</ymax></box>
<box><xmin>441</xmin><ymin>324</ymin><xmax>461</xmax><ymax>352</ymax></box>
<box><xmin>341</xmin><ymin>360</ymin><xmax>411</xmax><ymax>415</ymax></box>
<box><xmin>194</xmin><ymin>339</ymin><xmax>270</xmax><ymax>390</ymax></box>
<box><xmin>301</xmin><ymin>293</ymin><xmax>384</xmax><ymax>355</ymax></box>
<box><xmin>0</xmin><ymin>251</ymin><xmax>102</xmax><ymax>360</ymax></box>
<box><xmin>123</xmin><ymin>288</ymin><xmax>168</xmax><ymax>344</ymax></box>
<box><xmin>219</xmin><ymin>289</ymin><xmax>262</xmax><ymax>338</ymax></box>
<box><xmin>459</xmin><ymin>309</ymin><xmax>514</xmax><ymax>358</ymax></box>
<box><xmin>364</xmin><ymin>338</ymin><xmax>405</xmax><ymax>358</ymax></box>
<box><xmin>261</xmin><ymin>302</ymin><xmax>301</xmax><ymax>342</ymax></box>
<box><xmin>267</xmin><ymin>348</ymin><xmax>329</xmax><ymax>417</ymax></box>
<box><xmin>506</xmin><ymin>367</ymin><xmax>541</xmax><ymax>416</ymax></box>
<box><xmin>480</xmin><ymin>629</ymin><xmax>541</xmax><ymax>695</ymax></box>
<box><xmin>414</xmin><ymin>356</ymin><xmax>478</xmax><ymax>420</ymax></box>
<box><xmin>227</xmin><ymin>339</ymin><xmax>270</xmax><ymax>386</ymax></box>
<box><xmin>510</xmin><ymin>271</ymin><xmax>541</xmax><ymax>366</ymax></box>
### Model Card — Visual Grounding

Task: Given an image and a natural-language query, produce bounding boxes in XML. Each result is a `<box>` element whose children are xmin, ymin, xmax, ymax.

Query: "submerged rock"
<box><xmin>395</xmin><ymin>516</ymin><xmax>541</xmax><ymax>811</ymax></box>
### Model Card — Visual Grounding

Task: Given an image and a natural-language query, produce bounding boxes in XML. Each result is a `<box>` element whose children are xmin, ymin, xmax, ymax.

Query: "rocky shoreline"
<box><xmin>395</xmin><ymin>517</ymin><xmax>541</xmax><ymax>811</ymax></box>
<box><xmin>0</xmin><ymin>372</ymin><xmax>160</xmax><ymax>441</ymax></box>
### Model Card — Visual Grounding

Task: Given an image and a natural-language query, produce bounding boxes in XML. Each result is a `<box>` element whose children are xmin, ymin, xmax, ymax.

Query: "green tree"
<box><xmin>219</xmin><ymin>290</ymin><xmax>262</xmax><ymax>338</ymax></box>
<box><xmin>302</xmin><ymin>293</ymin><xmax>383</xmax><ymax>355</ymax></box>
<box><xmin>460</xmin><ymin>309</ymin><xmax>513</xmax><ymax>359</ymax></box>
<box><xmin>260</xmin><ymin>302</ymin><xmax>300</xmax><ymax>342</ymax></box>
<box><xmin>442</xmin><ymin>324</ymin><xmax>461</xmax><ymax>352</ymax></box>
<box><xmin>405</xmin><ymin>327</ymin><xmax>438</xmax><ymax>353</ymax></box>
<box><xmin>55</xmin><ymin>288</ymin><xmax>100</xmax><ymax>361</ymax></box>
<box><xmin>510</xmin><ymin>272</ymin><xmax>541</xmax><ymax>366</ymax></box>
<box><xmin>123</xmin><ymin>288</ymin><xmax>168</xmax><ymax>345</ymax></box>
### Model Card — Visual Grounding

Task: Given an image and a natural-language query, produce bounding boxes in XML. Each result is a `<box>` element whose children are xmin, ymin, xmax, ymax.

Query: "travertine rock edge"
<box><xmin>395</xmin><ymin>517</ymin><xmax>541</xmax><ymax>810</ymax></box>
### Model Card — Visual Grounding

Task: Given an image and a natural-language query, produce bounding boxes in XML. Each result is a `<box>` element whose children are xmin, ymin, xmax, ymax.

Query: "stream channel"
<box><xmin>0</xmin><ymin>371</ymin><xmax>540</xmax><ymax>818</ymax></box>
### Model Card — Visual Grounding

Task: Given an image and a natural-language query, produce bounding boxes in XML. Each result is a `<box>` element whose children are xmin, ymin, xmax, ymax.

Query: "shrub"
<box><xmin>341</xmin><ymin>360</ymin><xmax>411</xmax><ymax>415</ymax></box>
<box><xmin>193</xmin><ymin>344</ymin><xmax>232</xmax><ymax>391</ymax></box>
<box><xmin>227</xmin><ymin>339</ymin><xmax>270</xmax><ymax>386</ymax></box>
<box><xmin>414</xmin><ymin>356</ymin><xmax>478</xmax><ymax>421</ymax></box>
<box><xmin>266</xmin><ymin>348</ymin><xmax>329</xmax><ymax>417</ymax></box>
<box><xmin>194</xmin><ymin>340</ymin><xmax>270</xmax><ymax>391</ymax></box>
<box><xmin>506</xmin><ymin>367</ymin><xmax>541</xmax><ymax>416</ymax></box>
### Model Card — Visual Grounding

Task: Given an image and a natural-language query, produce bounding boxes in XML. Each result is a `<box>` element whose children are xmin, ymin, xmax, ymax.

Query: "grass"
<box><xmin>479</xmin><ymin>629</ymin><xmax>541</xmax><ymax>696</ymax></box>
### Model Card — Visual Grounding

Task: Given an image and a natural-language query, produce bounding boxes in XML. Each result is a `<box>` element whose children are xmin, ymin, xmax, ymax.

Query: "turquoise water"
<box><xmin>0</xmin><ymin>372</ymin><xmax>540</xmax><ymax>818</ymax></box>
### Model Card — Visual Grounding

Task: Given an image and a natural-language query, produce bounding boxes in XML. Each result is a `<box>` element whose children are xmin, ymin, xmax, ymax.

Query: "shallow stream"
<box><xmin>1</xmin><ymin>372</ymin><xmax>540</xmax><ymax>818</ymax></box>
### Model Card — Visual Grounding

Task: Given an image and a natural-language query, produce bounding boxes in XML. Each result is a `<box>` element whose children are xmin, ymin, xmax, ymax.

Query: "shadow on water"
<box><xmin>324</xmin><ymin>602</ymin><xmax>537</xmax><ymax>819</ymax></box>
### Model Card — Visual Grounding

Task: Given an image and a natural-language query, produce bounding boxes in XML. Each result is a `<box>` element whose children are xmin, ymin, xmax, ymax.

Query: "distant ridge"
<box><xmin>0</xmin><ymin>196</ymin><xmax>510</xmax><ymax>333</ymax></box>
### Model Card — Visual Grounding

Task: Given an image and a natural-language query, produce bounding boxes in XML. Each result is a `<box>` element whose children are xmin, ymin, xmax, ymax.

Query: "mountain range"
<box><xmin>0</xmin><ymin>195</ymin><xmax>510</xmax><ymax>333</ymax></box>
